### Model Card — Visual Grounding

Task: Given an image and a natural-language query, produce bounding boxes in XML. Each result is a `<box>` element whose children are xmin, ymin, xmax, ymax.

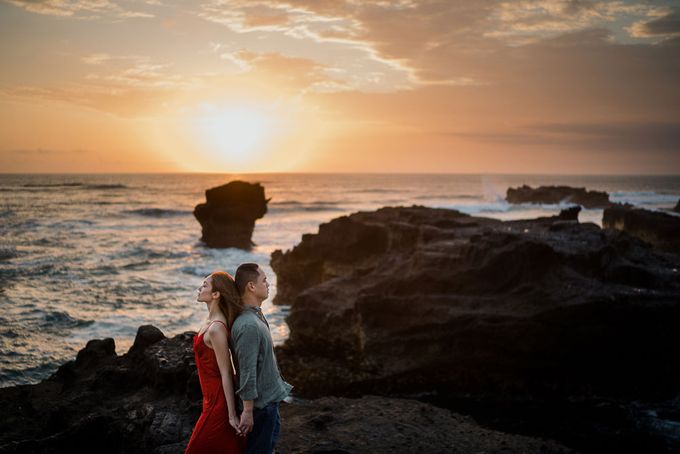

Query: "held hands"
<box><xmin>229</xmin><ymin>413</ymin><xmax>241</xmax><ymax>435</ymax></box>
<box><xmin>237</xmin><ymin>410</ymin><xmax>254</xmax><ymax>437</ymax></box>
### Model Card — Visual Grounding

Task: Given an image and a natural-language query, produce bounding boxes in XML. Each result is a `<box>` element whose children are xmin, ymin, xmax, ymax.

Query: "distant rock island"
<box><xmin>193</xmin><ymin>181</ymin><xmax>268</xmax><ymax>249</ymax></box>
<box><xmin>506</xmin><ymin>185</ymin><xmax>612</xmax><ymax>208</ymax></box>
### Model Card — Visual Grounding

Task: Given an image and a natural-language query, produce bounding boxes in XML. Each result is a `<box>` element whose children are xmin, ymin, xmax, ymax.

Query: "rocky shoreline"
<box><xmin>0</xmin><ymin>327</ymin><xmax>573</xmax><ymax>454</ymax></box>
<box><xmin>2</xmin><ymin>202</ymin><xmax>680</xmax><ymax>453</ymax></box>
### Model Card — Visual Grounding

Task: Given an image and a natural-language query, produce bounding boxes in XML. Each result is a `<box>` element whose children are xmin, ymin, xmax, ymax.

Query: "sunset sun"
<box><xmin>192</xmin><ymin>104</ymin><xmax>274</xmax><ymax>166</ymax></box>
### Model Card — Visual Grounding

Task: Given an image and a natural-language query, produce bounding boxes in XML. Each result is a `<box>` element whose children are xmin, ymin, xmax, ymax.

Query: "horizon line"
<box><xmin>2</xmin><ymin>171</ymin><xmax>680</xmax><ymax>177</ymax></box>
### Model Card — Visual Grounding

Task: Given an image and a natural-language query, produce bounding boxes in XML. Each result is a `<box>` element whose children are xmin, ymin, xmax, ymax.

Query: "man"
<box><xmin>232</xmin><ymin>263</ymin><xmax>293</xmax><ymax>454</ymax></box>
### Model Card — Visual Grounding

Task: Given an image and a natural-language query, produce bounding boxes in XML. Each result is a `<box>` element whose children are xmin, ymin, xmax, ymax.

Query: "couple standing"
<box><xmin>185</xmin><ymin>263</ymin><xmax>292</xmax><ymax>454</ymax></box>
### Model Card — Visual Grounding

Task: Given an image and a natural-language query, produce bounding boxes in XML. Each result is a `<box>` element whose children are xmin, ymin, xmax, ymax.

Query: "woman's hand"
<box><xmin>229</xmin><ymin>413</ymin><xmax>241</xmax><ymax>434</ymax></box>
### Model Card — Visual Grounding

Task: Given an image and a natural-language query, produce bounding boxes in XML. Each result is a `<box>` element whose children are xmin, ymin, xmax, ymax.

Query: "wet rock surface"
<box><xmin>603</xmin><ymin>203</ymin><xmax>680</xmax><ymax>254</ymax></box>
<box><xmin>506</xmin><ymin>185</ymin><xmax>612</xmax><ymax>208</ymax></box>
<box><xmin>272</xmin><ymin>205</ymin><xmax>680</xmax><ymax>452</ymax></box>
<box><xmin>193</xmin><ymin>180</ymin><xmax>268</xmax><ymax>249</ymax></box>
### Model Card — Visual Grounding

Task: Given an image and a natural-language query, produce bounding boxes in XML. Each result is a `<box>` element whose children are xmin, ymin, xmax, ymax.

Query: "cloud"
<box><xmin>3</xmin><ymin>49</ymin><xmax>346</xmax><ymax>117</ymax></box>
<box><xmin>2</xmin><ymin>54</ymin><xmax>195</xmax><ymax>116</ymax></box>
<box><xmin>3</xmin><ymin>84</ymin><xmax>177</xmax><ymax>117</ymax></box>
<box><xmin>451</xmin><ymin>121</ymin><xmax>680</xmax><ymax>152</ymax></box>
<box><xmin>230</xmin><ymin>51</ymin><xmax>346</xmax><ymax>91</ymax></box>
<box><xmin>529</xmin><ymin>121</ymin><xmax>680</xmax><ymax>152</ymax></box>
<box><xmin>81</xmin><ymin>53</ymin><xmax>113</xmax><ymax>65</ymax></box>
<box><xmin>628</xmin><ymin>9</ymin><xmax>680</xmax><ymax>40</ymax></box>
<box><xmin>4</xmin><ymin>0</ymin><xmax>156</xmax><ymax>19</ymax></box>
<box><xmin>0</xmin><ymin>148</ymin><xmax>87</xmax><ymax>155</ymax></box>
<box><xmin>195</xmin><ymin>0</ymin><xmax>678</xmax><ymax>91</ymax></box>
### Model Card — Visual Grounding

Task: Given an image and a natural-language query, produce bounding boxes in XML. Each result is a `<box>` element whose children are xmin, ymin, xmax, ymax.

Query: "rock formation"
<box><xmin>506</xmin><ymin>185</ymin><xmax>612</xmax><ymax>208</ymax></box>
<box><xmin>674</xmin><ymin>199</ymin><xmax>680</xmax><ymax>213</ymax></box>
<box><xmin>278</xmin><ymin>396</ymin><xmax>573</xmax><ymax>454</ymax></box>
<box><xmin>603</xmin><ymin>204</ymin><xmax>680</xmax><ymax>254</ymax></box>
<box><xmin>0</xmin><ymin>325</ymin><xmax>572</xmax><ymax>454</ymax></box>
<box><xmin>193</xmin><ymin>181</ymin><xmax>268</xmax><ymax>249</ymax></box>
<box><xmin>272</xmin><ymin>205</ymin><xmax>680</xmax><ymax>452</ymax></box>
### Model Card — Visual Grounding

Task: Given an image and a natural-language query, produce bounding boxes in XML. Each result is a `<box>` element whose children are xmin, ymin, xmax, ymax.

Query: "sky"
<box><xmin>0</xmin><ymin>0</ymin><xmax>679</xmax><ymax>174</ymax></box>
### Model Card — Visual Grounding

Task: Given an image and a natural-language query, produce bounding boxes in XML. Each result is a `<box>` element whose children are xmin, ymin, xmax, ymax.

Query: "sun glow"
<box><xmin>150</xmin><ymin>95</ymin><xmax>326</xmax><ymax>173</ymax></box>
<box><xmin>194</xmin><ymin>104</ymin><xmax>273</xmax><ymax>165</ymax></box>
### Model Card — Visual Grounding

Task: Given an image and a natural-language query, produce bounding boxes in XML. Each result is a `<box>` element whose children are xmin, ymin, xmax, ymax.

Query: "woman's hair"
<box><xmin>209</xmin><ymin>271</ymin><xmax>243</xmax><ymax>328</ymax></box>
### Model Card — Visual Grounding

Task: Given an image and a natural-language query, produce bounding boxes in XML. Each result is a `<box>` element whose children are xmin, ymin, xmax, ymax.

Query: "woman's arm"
<box><xmin>207</xmin><ymin>323</ymin><xmax>241</xmax><ymax>432</ymax></box>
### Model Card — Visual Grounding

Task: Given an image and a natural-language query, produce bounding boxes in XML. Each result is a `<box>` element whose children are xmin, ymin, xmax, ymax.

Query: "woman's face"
<box><xmin>197</xmin><ymin>276</ymin><xmax>216</xmax><ymax>303</ymax></box>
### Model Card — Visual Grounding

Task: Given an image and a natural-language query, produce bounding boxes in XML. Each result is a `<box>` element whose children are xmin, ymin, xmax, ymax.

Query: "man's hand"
<box><xmin>229</xmin><ymin>413</ymin><xmax>242</xmax><ymax>435</ymax></box>
<box><xmin>238</xmin><ymin>410</ymin><xmax>254</xmax><ymax>436</ymax></box>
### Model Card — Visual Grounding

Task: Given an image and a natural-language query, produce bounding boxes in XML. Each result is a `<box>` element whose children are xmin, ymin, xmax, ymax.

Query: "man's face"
<box><xmin>251</xmin><ymin>268</ymin><xmax>269</xmax><ymax>301</ymax></box>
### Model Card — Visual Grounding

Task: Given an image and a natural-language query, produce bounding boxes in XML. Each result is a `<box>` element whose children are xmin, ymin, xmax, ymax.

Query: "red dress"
<box><xmin>185</xmin><ymin>320</ymin><xmax>244</xmax><ymax>454</ymax></box>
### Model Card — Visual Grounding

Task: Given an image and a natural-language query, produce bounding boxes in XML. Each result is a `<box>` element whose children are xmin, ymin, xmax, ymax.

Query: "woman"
<box><xmin>185</xmin><ymin>271</ymin><xmax>245</xmax><ymax>454</ymax></box>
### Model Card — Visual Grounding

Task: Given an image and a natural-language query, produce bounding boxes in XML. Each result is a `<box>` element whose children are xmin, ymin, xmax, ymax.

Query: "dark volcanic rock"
<box><xmin>506</xmin><ymin>185</ymin><xmax>611</xmax><ymax>208</ymax></box>
<box><xmin>279</xmin><ymin>395</ymin><xmax>573</xmax><ymax>454</ymax></box>
<box><xmin>272</xmin><ymin>205</ymin><xmax>680</xmax><ymax>452</ymax></box>
<box><xmin>674</xmin><ymin>199</ymin><xmax>680</xmax><ymax>213</ymax></box>
<box><xmin>193</xmin><ymin>180</ymin><xmax>268</xmax><ymax>248</ymax></box>
<box><xmin>0</xmin><ymin>327</ymin><xmax>199</xmax><ymax>454</ymax></box>
<box><xmin>603</xmin><ymin>204</ymin><xmax>680</xmax><ymax>254</ymax></box>
<box><xmin>0</xmin><ymin>327</ymin><xmax>570</xmax><ymax>454</ymax></box>
<box><xmin>273</xmin><ymin>206</ymin><xmax>680</xmax><ymax>398</ymax></box>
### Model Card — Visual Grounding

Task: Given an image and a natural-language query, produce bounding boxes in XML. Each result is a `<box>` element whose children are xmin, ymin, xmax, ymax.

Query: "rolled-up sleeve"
<box><xmin>233</xmin><ymin>321</ymin><xmax>260</xmax><ymax>401</ymax></box>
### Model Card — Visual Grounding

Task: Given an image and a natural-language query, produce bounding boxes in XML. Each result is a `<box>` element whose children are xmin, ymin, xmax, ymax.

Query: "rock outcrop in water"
<box><xmin>193</xmin><ymin>181</ymin><xmax>268</xmax><ymax>249</ymax></box>
<box><xmin>506</xmin><ymin>185</ymin><xmax>612</xmax><ymax>208</ymax></box>
<box><xmin>0</xmin><ymin>326</ymin><xmax>572</xmax><ymax>454</ymax></box>
<box><xmin>603</xmin><ymin>204</ymin><xmax>680</xmax><ymax>254</ymax></box>
<box><xmin>271</xmin><ymin>205</ymin><xmax>680</xmax><ymax>452</ymax></box>
<box><xmin>674</xmin><ymin>199</ymin><xmax>680</xmax><ymax>213</ymax></box>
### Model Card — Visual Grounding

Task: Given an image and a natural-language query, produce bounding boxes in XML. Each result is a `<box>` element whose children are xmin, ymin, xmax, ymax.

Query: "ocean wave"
<box><xmin>7</xmin><ymin>182</ymin><xmax>128</xmax><ymax>191</ymax></box>
<box><xmin>1</xmin><ymin>329</ymin><xmax>19</xmax><ymax>339</ymax></box>
<box><xmin>178</xmin><ymin>265</ymin><xmax>213</xmax><ymax>277</ymax></box>
<box><xmin>22</xmin><ymin>182</ymin><xmax>84</xmax><ymax>188</ymax></box>
<box><xmin>437</xmin><ymin>202</ymin><xmax>511</xmax><ymax>214</ymax></box>
<box><xmin>50</xmin><ymin>219</ymin><xmax>95</xmax><ymax>227</ymax></box>
<box><xmin>610</xmin><ymin>191</ymin><xmax>679</xmax><ymax>206</ymax></box>
<box><xmin>414</xmin><ymin>194</ymin><xmax>481</xmax><ymax>200</ymax></box>
<box><xmin>40</xmin><ymin>310</ymin><xmax>94</xmax><ymax>329</ymax></box>
<box><xmin>124</xmin><ymin>246</ymin><xmax>191</xmax><ymax>261</ymax></box>
<box><xmin>0</xmin><ymin>361</ymin><xmax>65</xmax><ymax>388</ymax></box>
<box><xmin>270</xmin><ymin>199</ymin><xmax>347</xmax><ymax>212</ymax></box>
<box><xmin>0</xmin><ymin>246</ymin><xmax>18</xmax><ymax>260</ymax></box>
<box><xmin>82</xmin><ymin>184</ymin><xmax>128</xmax><ymax>190</ymax></box>
<box><xmin>346</xmin><ymin>188</ymin><xmax>396</xmax><ymax>194</ymax></box>
<box><xmin>270</xmin><ymin>204</ymin><xmax>346</xmax><ymax>213</ymax></box>
<box><xmin>272</xmin><ymin>200</ymin><xmax>343</xmax><ymax>206</ymax></box>
<box><xmin>124</xmin><ymin>208</ymin><xmax>191</xmax><ymax>217</ymax></box>
<box><xmin>122</xmin><ymin>260</ymin><xmax>152</xmax><ymax>269</ymax></box>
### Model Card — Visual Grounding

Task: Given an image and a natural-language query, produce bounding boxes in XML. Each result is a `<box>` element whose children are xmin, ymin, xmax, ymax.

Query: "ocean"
<box><xmin>1</xmin><ymin>173</ymin><xmax>679</xmax><ymax>388</ymax></box>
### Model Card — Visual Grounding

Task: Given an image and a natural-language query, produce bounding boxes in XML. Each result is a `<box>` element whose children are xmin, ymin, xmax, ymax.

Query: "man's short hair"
<box><xmin>235</xmin><ymin>263</ymin><xmax>261</xmax><ymax>296</ymax></box>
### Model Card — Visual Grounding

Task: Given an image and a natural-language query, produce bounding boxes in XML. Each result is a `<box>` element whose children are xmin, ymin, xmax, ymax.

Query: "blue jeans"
<box><xmin>245</xmin><ymin>401</ymin><xmax>281</xmax><ymax>454</ymax></box>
